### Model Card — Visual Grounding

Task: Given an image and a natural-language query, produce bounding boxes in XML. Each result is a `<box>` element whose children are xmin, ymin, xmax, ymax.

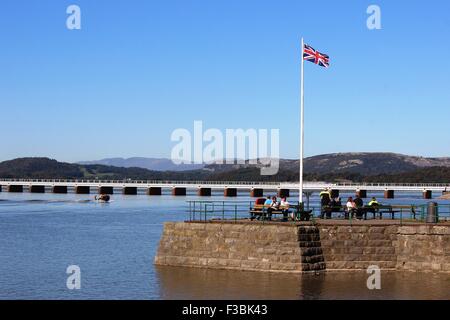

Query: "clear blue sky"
<box><xmin>1</xmin><ymin>0</ymin><xmax>449</xmax><ymax>162</ymax></box>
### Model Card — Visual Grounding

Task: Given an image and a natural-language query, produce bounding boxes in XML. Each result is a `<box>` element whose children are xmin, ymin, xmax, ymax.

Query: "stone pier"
<box><xmin>155</xmin><ymin>222</ymin><xmax>325</xmax><ymax>273</ymax></box>
<box><xmin>8</xmin><ymin>185</ymin><xmax>23</xmax><ymax>193</ymax></box>
<box><xmin>172</xmin><ymin>187</ymin><xmax>186</xmax><ymax>196</ymax></box>
<box><xmin>30</xmin><ymin>185</ymin><xmax>45</xmax><ymax>193</ymax></box>
<box><xmin>277</xmin><ymin>189</ymin><xmax>290</xmax><ymax>198</ymax></box>
<box><xmin>224</xmin><ymin>188</ymin><xmax>237</xmax><ymax>197</ymax></box>
<box><xmin>52</xmin><ymin>186</ymin><xmax>68</xmax><ymax>194</ymax></box>
<box><xmin>75</xmin><ymin>186</ymin><xmax>90</xmax><ymax>194</ymax></box>
<box><xmin>123</xmin><ymin>187</ymin><xmax>137</xmax><ymax>195</ymax></box>
<box><xmin>155</xmin><ymin>221</ymin><xmax>450</xmax><ymax>274</ymax></box>
<box><xmin>423</xmin><ymin>190</ymin><xmax>432</xmax><ymax>199</ymax></box>
<box><xmin>148</xmin><ymin>187</ymin><xmax>162</xmax><ymax>196</ymax></box>
<box><xmin>384</xmin><ymin>190</ymin><xmax>394</xmax><ymax>199</ymax></box>
<box><xmin>356</xmin><ymin>189</ymin><xmax>367</xmax><ymax>198</ymax></box>
<box><xmin>99</xmin><ymin>186</ymin><xmax>114</xmax><ymax>195</ymax></box>
<box><xmin>198</xmin><ymin>188</ymin><xmax>211</xmax><ymax>196</ymax></box>
<box><xmin>250</xmin><ymin>188</ymin><xmax>264</xmax><ymax>198</ymax></box>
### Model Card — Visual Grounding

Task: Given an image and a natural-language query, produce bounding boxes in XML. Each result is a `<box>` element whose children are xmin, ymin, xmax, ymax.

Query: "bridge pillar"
<box><xmin>384</xmin><ymin>190</ymin><xmax>394</xmax><ymax>199</ymax></box>
<box><xmin>0</xmin><ymin>185</ymin><xmax>2</xmax><ymax>192</ymax></box>
<box><xmin>123</xmin><ymin>187</ymin><xmax>137</xmax><ymax>195</ymax></box>
<box><xmin>250</xmin><ymin>188</ymin><xmax>264</xmax><ymax>197</ymax></box>
<box><xmin>330</xmin><ymin>189</ymin><xmax>339</xmax><ymax>198</ymax></box>
<box><xmin>147</xmin><ymin>187</ymin><xmax>162</xmax><ymax>196</ymax></box>
<box><xmin>75</xmin><ymin>186</ymin><xmax>90</xmax><ymax>194</ymax></box>
<box><xmin>8</xmin><ymin>185</ymin><xmax>23</xmax><ymax>193</ymax></box>
<box><xmin>172</xmin><ymin>187</ymin><xmax>186</xmax><ymax>196</ymax></box>
<box><xmin>198</xmin><ymin>188</ymin><xmax>211</xmax><ymax>196</ymax></box>
<box><xmin>423</xmin><ymin>190</ymin><xmax>432</xmax><ymax>199</ymax></box>
<box><xmin>356</xmin><ymin>189</ymin><xmax>367</xmax><ymax>198</ymax></box>
<box><xmin>224</xmin><ymin>188</ymin><xmax>237</xmax><ymax>197</ymax></box>
<box><xmin>30</xmin><ymin>185</ymin><xmax>45</xmax><ymax>193</ymax></box>
<box><xmin>52</xmin><ymin>186</ymin><xmax>67</xmax><ymax>194</ymax></box>
<box><xmin>99</xmin><ymin>186</ymin><xmax>114</xmax><ymax>195</ymax></box>
<box><xmin>277</xmin><ymin>189</ymin><xmax>290</xmax><ymax>198</ymax></box>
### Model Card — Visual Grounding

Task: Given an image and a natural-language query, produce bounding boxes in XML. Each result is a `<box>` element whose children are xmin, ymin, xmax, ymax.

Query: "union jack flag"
<box><xmin>303</xmin><ymin>44</ymin><xmax>329</xmax><ymax>68</ymax></box>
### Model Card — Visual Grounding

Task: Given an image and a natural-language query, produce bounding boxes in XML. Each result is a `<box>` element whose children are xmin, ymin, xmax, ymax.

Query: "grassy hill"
<box><xmin>1</xmin><ymin>156</ymin><xmax>450</xmax><ymax>183</ymax></box>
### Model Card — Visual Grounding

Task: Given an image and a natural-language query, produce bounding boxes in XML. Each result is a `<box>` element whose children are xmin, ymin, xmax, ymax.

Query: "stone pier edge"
<box><xmin>155</xmin><ymin>220</ymin><xmax>450</xmax><ymax>274</ymax></box>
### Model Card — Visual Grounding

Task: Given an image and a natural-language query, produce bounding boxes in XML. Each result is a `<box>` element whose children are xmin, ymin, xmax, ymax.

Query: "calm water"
<box><xmin>0</xmin><ymin>191</ymin><xmax>449</xmax><ymax>300</ymax></box>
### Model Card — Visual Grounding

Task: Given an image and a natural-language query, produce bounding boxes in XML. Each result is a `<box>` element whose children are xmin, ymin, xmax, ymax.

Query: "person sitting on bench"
<box><xmin>280</xmin><ymin>197</ymin><xmax>290</xmax><ymax>221</ymax></box>
<box><xmin>267</xmin><ymin>196</ymin><xmax>279</xmax><ymax>221</ymax></box>
<box><xmin>354</xmin><ymin>195</ymin><xmax>364</xmax><ymax>219</ymax></box>
<box><xmin>345</xmin><ymin>197</ymin><xmax>356</xmax><ymax>219</ymax></box>
<box><xmin>366</xmin><ymin>197</ymin><xmax>380</xmax><ymax>219</ymax></box>
<box><xmin>368</xmin><ymin>197</ymin><xmax>379</xmax><ymax>207</ymax></box>
<box><xmin>320</xmin><ymin>190</ymin><xmax>331</xmax><ymax>219</ymax></box>
<box><xmin>325</xmin><ymin>197</ymin><xmax>342</xmax><ymax>219</ymax></box>
<box><xmin>264</xmin><ymin>196</ymin><xmax>272</xmax><ymax>206</ymax></box>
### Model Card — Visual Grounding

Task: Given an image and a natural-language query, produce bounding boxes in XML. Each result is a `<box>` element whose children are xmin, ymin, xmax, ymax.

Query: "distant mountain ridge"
<box><xmin>77</xmin><ymin>153</ymin><xmax>450</xmax><ymax>174</ymax></box>
<box><xmin>1</xmin><ymin>152</ymin><xmax>450</xmax><ymax>183</ymax></box>
<box><xmin>78</xmin><ymin>157</ymin><xmax>204</xmax><ymax>171</ymax></box>
<box><xmin>202</xmin><ymin>153</ymin><xmax>450</xmax><ymax>175</ymax></box>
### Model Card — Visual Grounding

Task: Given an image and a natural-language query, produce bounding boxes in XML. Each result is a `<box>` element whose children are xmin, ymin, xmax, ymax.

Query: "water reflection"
<box><xmin>156</xmin><ymin>266</ymin><xmax>450</xmax><ymax>300</ymax></box>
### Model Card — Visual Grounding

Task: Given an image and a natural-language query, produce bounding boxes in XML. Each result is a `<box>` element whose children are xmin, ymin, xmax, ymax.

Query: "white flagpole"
<box><xmin>299</xmin><ymin>38</ymin><xmax>305</xmax><ymax>205</ymax></box>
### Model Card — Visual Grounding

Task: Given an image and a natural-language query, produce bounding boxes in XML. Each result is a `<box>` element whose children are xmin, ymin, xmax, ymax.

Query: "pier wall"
<box><xmin>396</xmin><ymin>225</ymin><xmax>450</xmax><ymax>272</ymax></box>
<box><xmin>155</xmin><ymin>223</ymin><xmax>325</xmax><ymax>273</ymax></box>
<box><xmin>155</xmin><ymin>222</ymin><xmax>450</xmax><ymax>273</ymax></box>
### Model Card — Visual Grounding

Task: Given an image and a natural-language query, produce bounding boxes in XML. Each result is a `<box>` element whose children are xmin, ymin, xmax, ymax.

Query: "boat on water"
<box><xmin>95</xmin><ymin>194</ymin><xmax>111</xmax><ymax>202</ymax></box>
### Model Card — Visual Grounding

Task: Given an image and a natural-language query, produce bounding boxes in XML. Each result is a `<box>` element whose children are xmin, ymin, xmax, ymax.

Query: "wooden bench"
<box><xmin>321</xmin><ymin>206</ymin><xmax>346</xmax><ymax>219</ymax></box>
<box><xmin>250</xmin><ymin>204</ymin><xmax>312</xmax><ymax>221</ymax></box>
<box><xmin>250</xmin><ymin>204</ymin><xmax>291</xmax><ymax>221</ymax></box>
<box><xmin>376</xmin><ymin>205</ymin><xmax>416</xmax><ymax>220</ymax></box>
<box><xmin>320</xmin><ymin>205</ymin><xmax>401</xmax><ymax>220</ymax></box>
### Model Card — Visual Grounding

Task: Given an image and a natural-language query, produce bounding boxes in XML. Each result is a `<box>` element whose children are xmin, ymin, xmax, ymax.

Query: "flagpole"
<box><xmin>299</xmin><ymin>38</ymin><xmax>305</xmax><ymax>205</ymax></box>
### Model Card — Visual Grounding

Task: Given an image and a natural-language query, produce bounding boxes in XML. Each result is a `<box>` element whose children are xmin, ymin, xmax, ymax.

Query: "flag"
<box><xmin>303</xmin><ymin>44</ymin><xmax>329</xmax><ymax>68</ymax></box>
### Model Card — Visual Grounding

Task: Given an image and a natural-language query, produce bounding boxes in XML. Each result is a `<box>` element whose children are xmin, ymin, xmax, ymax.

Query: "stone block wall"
<box><xmin>318</xmin><ymin>225</ymin><xmax>398</xmax><ymax>270</ymax></box>
<box><xmin>396</xmin><ymin>225</ymin><xmax>450</xmax><ymax>272</ymax></box>
<box><xmin>155</xmin><ymin>221</ymin><xmax>450</xmax><ymax>273</ymax></box>
<box><xmin>155</xmin><ymin>222</ymin><xmax>325</xmax><ymax>273</ymax></box>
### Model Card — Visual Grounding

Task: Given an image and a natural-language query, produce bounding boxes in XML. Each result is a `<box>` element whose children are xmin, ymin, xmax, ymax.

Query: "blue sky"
<box><xmin>1</xmin><ymin>0</ymin><xmax>449</xmax><ymax>162</ymax></box>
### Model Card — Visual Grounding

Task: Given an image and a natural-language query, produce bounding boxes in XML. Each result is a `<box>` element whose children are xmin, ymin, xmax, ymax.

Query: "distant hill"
<box><xmin>78</xmin><ymin>157</ymin><xmax>204</xmax><ymax>171</ymax></box>
<box><xmin>0</xmin><ymin>158</ymin><xmax>202</xmax><ymax>180</ymax></box>
<box><xmin>203</xmin><ymin>153</ymin><xmax>450</xmax><ymax>176</ymax></box>
<box><xmin>1</xmin><ymin>153</ymin><xmax>450</xmax><ymax>183</ymax></box>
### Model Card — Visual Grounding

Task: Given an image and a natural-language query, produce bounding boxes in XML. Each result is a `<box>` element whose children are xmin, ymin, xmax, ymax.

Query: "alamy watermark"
<box><xmin>66</xmin><ymin>265</ymin><xmax>81</xmax><ymax>290</ymax></box>
<box><xmin>171</xmin><ymin>121</ymin><xmax>280</xmax><ymax>175</ymax></box>
<box><xmin>366</xmin><ymin>265</ymin><xmax>381</xmax><ymax>290</ymax></box>
<box><xmin>66</xmin><ymin>4</ymin><xmax>81</xmax><ymax>30</ymax></box>
<box><xmin>367</xmin><ymin>5</ymin><xmax>382</xmax><ymax>30</ymax></box>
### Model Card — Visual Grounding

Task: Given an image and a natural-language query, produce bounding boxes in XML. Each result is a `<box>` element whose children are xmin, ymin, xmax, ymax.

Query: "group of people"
<box><xmin>256</xmin><ymin>196</ymin><xmax>290</xmax><ymax>221</ymax></box>
<box><xmin>344</xmin><ymin>196</ymin><xmax>379</xmax><ymax>219</ymax></box>
<box><xmin>320</xmin><ymin>188</ymin><xmax>380</xmax><ymax>220</ymax></box>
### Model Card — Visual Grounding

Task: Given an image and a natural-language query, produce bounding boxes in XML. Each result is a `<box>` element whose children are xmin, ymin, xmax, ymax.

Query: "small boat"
<box><xmin>95</xmin><ymin>194</ymin><xmax>111</xmax><ymax>202</ymax></box>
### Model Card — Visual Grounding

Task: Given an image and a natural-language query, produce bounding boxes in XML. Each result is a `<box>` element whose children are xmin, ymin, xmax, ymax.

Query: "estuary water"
<box><xmin>0</xmin><ymin>191</ymin><xmax>449</xmax><ymax>300</ymax></box>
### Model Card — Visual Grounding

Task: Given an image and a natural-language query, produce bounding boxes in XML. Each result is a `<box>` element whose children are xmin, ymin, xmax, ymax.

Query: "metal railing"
<box><xmin>1</xmin><ymin>178</ymin><xmax>449</xmax><ymax>189</ymax></box>
<box><xmin>0</xmin><ymin>178</ymin><xmax>284</xmax><ymax>186</ymax></box>
<box><xmin>186</xmin><ymin>200</ymin><xmax>450</xmax><ymax>223</ymax></box>
<box><xmin>187</xmin><ymin>200</ymin><xmax>254</xmax><ymax>222</ymax></box>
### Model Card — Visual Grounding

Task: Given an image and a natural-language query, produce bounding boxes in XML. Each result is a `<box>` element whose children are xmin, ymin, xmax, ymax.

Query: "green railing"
<box><xmin>187</xmin><ymin>200</ymin><xmax>317</xmax><ymax>223</ymax></box>
<box><xmin>187</xmin><ymin>200</ymin><xmax>253</xmax><ymax>222</ymax></box>
<box><xmin>186</xmin><ymin>200</ymin><xmax>450</xmax><ymax>223</ymax></box>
